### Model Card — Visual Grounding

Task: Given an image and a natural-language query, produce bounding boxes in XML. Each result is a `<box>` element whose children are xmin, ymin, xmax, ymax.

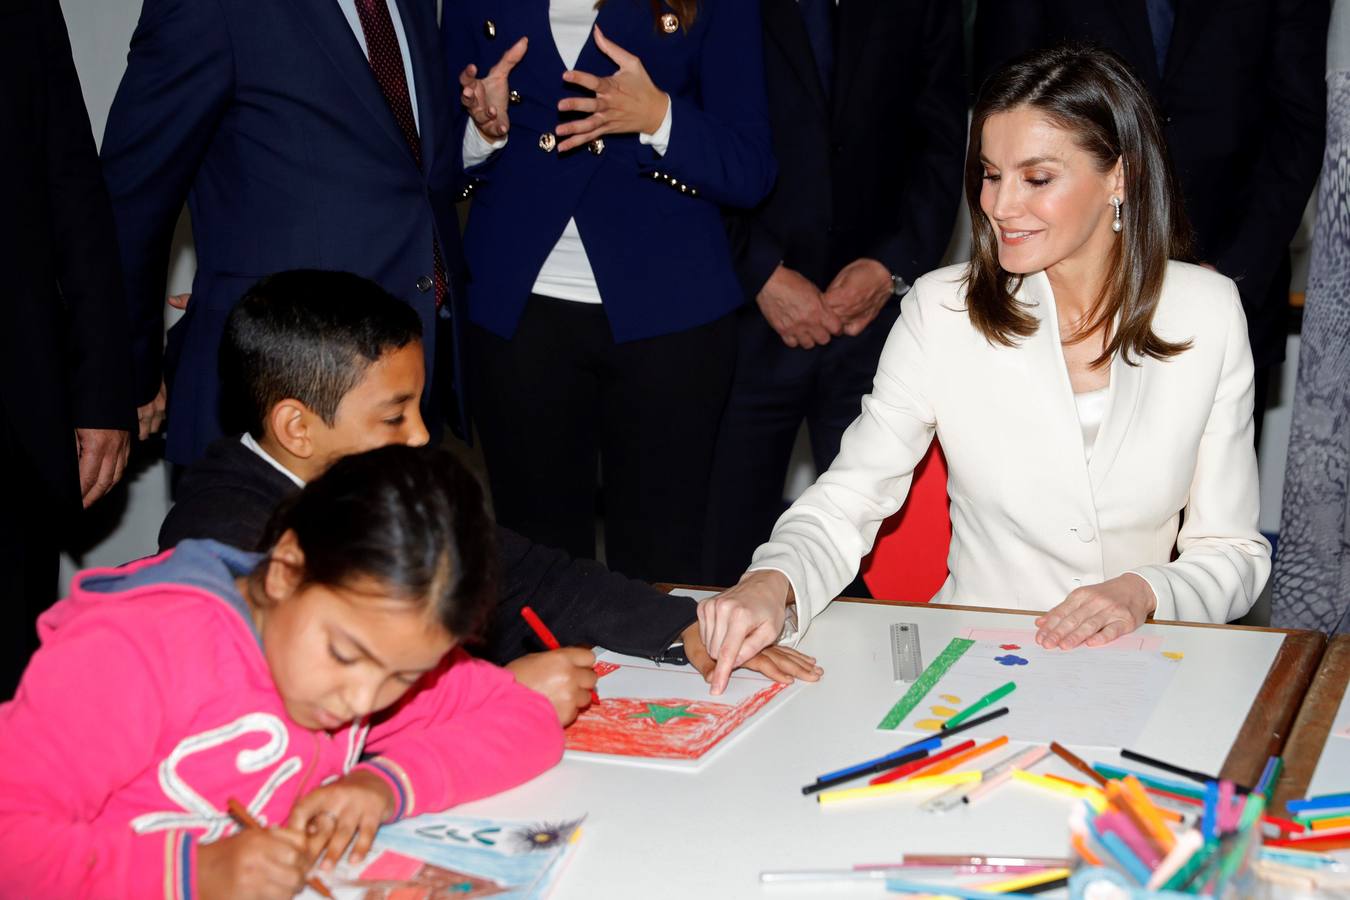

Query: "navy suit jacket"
<box><xmin>102</xmin><ymin>0</ymin><xmax>469</xmax><ymax>465</ymax></box>
<box><xmin>442</xmin><ymin>0</ymin><xmax>775</xmax><ymax>342</ymax></box>
<box><xmin>974</xmin><ymin>0</ymin><xmax>1329</xmax><ymax>369</ymax></box>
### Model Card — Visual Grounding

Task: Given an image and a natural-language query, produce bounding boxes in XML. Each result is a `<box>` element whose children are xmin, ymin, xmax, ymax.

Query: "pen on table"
<box><xmin>521</xmin><ymin>605</ymin><xmax>601</xmax><ymax>705</ymax></box>
<box><xmin>803</xmin><ymin>746</ymin><xmax>933</xmax><ymax>795</ymax></box>
<box><xmin>226</xmin><ymin>798</ymin><xmax>336</xmax><ymax>900</ymax></box>
<box><xmin>1050</xmin><ymin>741</ymin><xmax>1107</xmax><ymax>787</ymax></box>
<box><xmin>1120</xmin><ymin>748</ymin><xmax>1250</xmax><ymax>794</ymax></box>
<box><xmin>943</xmin><ymin>681</ymin><xmax>1016</xmax><ymax>730</ymax></box>
<box><xmin>870</xmin><ymin>739</ymin><xmax>975</xmax><ymax>786</ymax></box>
<box><xmin>962</xmin><ymin>744</ymin><xmax>1052</xmax><ymax>806</ymax></box>
<box><xmin>814</xmin><ymin>736</ymin><xmax>943</xmax><ymax>785</ymax></box>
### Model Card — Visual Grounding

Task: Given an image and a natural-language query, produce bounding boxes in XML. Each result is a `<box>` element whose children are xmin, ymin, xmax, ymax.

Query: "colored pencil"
<box><xmin>944</xmin><ymin>682</ymin><xmax>1017</xmax><ymax>729</ymax></box>
<box><xmin>227</xmin><ymin>798</ymin><xmax>336</xmax><ymax>899</ymax></box>
<box><xmin>817</xmin><ymin>770</ymin><xmax>980</xmax><ymax>805</ymax></box>
<box><xmin>1049</xmin><ymin>741</ymin><xmax>1107</xmax><ymax>787</ymax></box>
<box><xmin>870</xmin><ymin>740</ymin><xmax>974</xmax><ymax>786</ymax></box>
<box><xmin>963</xmin><ymin>745</ymin><xmax>1051</xmax><ymax>805</ymax></box>
<box><xmin>520</xmin><ymin>605</ymin><xmax>600</xmax><ymax>705</ymax></box>
<box><xmin>1120</xmin><ymin>748</ymin><xmax>1251</xmax><ymax>794</ymax></box>
<box><xmin>803</xmin><ymin>746</ymin><xmax>932</xmax><ymax>795</ymax></box>
<box><xmin>815</xmin><ymin>736</ymin><xmax>943</xmax><ymax>783</ymax></box>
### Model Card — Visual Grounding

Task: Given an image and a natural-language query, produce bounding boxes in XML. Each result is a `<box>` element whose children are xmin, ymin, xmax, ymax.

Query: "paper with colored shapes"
<box><xmin>563</xmin><ymin>650</ymin><xmax>797</xmax><ymax>770</ymax></box>
<box><xmin>298</xmin><ymin>814</ymin><xmax>584</xmax><ymax>900</ymax></box>
<box><xmin>877</xmin><ymin>640</ymin><xmax>1180</xmax><ymax>748</ymax></box>
<box><xmin>960</xmin><ymin>627</ymin><xmax>1165</xmax><ymax>652</ymax></box>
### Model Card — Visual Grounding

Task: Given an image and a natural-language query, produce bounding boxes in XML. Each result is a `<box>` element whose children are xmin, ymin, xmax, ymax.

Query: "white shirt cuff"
<box><xmin>639</xmin><ymin>94</ymin><xmax>673</xmax><ymax>157</ymax></box>
<box><xmin>462</xmin><ymin>120</ymin><xmax>507</xmax><ymax>168</ymax></box>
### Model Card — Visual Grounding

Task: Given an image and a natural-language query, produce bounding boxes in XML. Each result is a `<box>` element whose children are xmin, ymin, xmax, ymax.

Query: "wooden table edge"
<box><xmin>1272</xmin><ymin>634</ymin><xmax>1350</xmax><ymax>809</ymax></box>
<box><xmin>658</xmin><ymin>584</ymin><xmax>1326</xmax><ymax>786</ymax></box>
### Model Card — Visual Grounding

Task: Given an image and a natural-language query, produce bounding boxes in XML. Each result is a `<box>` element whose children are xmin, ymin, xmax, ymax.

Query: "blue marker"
<box><xmin>815</xmin><ymin>737</ymin><xmax>941</xmax><ymax>783</ymax></box>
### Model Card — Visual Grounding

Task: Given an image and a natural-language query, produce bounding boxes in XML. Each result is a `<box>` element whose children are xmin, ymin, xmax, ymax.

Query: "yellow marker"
<box><xmin>1013</xmin><ymin>769</ymin><xmax>1106</xmax><ymax>807</ymax></box>
<box><xmin>976</xmin><ymin>868</ymin><xmax>1071</xmax><ymax>894</ymax></box>
<box><xmin>817</xmin><ymin>771</ymin><xmax>981</xmax><ymax>805</ymax></box>
<box><xmin>1312</xmin><ymin>815</ymin><xmax>1350</xmax><ymax>832</ymax></box>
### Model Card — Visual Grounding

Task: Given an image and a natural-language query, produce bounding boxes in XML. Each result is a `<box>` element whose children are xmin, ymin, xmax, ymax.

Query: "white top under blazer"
<box><xmin>750</xmin><ymin>261</ymin><xmax>1272</xmax><ymax>640</ymax></box>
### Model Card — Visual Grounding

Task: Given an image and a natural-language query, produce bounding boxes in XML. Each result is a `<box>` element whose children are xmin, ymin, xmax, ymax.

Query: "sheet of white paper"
<box><xmin>960</xmin><ymin>627</ymin><xmax>1165</xmax><ymax>652</ymax></box>
<box><xmin>882</xmin><ymin>640</ymin><xmax>1182</xmax><ymax>748</ymax></box>
<box><xmin>594</xmin><ymin>658</ymin><xmax>768</xmax><ymax>706</ymax></box>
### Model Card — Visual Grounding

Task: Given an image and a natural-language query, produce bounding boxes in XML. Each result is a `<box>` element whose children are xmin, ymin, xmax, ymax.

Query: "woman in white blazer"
<box><xmin>698</xmin><ymin>44</ymin><xmax>1271</xmax><ymax>694</ymax></box>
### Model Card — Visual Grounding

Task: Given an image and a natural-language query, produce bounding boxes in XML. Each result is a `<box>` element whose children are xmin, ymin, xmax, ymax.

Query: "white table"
<box><xmin>453</xmin><ymin>597</ymin><xmax>1291</xmax><ymax>899</ymax></box>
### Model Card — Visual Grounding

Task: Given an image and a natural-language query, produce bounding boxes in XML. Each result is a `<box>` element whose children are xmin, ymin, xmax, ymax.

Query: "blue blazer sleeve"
<box><xmin>640</xmin><ymin>0</ymin><xmax>776</xmax><ymax>209</ymax></box>
<box><xmin>100</xmin><ymin>0</ymin><xmax>234</xmax><ymax>405</ymax></box>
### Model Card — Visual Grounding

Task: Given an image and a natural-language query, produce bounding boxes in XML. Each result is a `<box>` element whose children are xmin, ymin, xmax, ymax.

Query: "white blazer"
<box><xmin>750</xmin><ymin>261</ymin><xmax>1271</xmax><ymax>637</ymax></box>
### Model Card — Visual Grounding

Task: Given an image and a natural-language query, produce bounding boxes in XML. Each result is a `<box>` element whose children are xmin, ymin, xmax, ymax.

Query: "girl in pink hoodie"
<box><xmin>0</xmin><ymin>445</ymin><xmax>564</xmax><ymax>900</ymax></box>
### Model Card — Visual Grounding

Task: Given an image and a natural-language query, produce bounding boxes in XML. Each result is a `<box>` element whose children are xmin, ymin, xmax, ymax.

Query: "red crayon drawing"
<box><xmin>564</xmin><ymin>652</ymin><xmax>793</xmax><ymax>768</ymax></box>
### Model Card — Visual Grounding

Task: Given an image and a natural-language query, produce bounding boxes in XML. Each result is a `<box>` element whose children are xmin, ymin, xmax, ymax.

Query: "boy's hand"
<box><xmin>680</xmin><ymin>622</ymin><xmax>823</xmax><ymax>686</ymax></box>
<box><xmin>287</xmin><ymin>770</ymin><xmax>395</xmax><ymax>871</ymax></box>
<box><xmin>506</xmin><ymin>648</ymin><xmax>598</xmax><ymax>726</ymax></box>
<box><xmin>197</xmin><ymin>826</ymin><xmax>309</xmax><ymax>900</ymax></box>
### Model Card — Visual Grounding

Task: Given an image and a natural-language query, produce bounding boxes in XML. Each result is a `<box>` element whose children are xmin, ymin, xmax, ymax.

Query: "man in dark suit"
<box><xmin>101</xmin><ymin>0</ymin><xmax>471</xmax><ymax>467</ymax></box>
<box><xmin>706</xmin><ymin>0</ymin><xmax>967</xmax><ymax>587</ymax></box>
<box><xmin>2</xmin><ymin>0</ymin><xmax>136</xmax><ymax>696</ymax></box>
<box><xmin>975</xmin><ymin>0</ymin><xmax>1330</xmax><ymax>444</ymax></box>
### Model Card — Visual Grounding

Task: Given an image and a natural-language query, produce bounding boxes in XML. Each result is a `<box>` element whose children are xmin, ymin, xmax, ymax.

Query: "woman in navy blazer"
<box><xmin>442</xmin><ymin>0</ymin><xmax>775</xmax><ymax>583</ymax></box>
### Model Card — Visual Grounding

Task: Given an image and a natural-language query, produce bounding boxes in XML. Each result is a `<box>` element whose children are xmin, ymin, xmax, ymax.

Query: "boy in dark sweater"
<box><xmin>160</xmin><ymin>271</ymin><xmax>819</xmax><ymax>723</ymax></box>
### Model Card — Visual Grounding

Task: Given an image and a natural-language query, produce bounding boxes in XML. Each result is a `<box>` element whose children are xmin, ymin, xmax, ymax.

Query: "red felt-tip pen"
<box><xmin>521</xmin><ymin>606</ymin><xmax>600</xmax><ymax>705</ymax></box>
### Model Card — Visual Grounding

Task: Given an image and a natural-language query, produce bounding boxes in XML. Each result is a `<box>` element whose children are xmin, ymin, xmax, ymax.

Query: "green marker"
<box><xmin>944</xmin><ymin>681</ymin><xmax>1017</xmax><ymax>729</ymax></box>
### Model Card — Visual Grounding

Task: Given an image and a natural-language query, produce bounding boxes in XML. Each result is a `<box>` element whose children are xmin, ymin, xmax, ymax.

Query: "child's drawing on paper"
<box><xmin>303</xmin><ymin>815</ymin><xmax>583</xmax><ymax>900</ymax></box>
<box><xmin>563</xmin><ymin>651</ymin><xmax>793</xmax><ymax>767</ymax></box>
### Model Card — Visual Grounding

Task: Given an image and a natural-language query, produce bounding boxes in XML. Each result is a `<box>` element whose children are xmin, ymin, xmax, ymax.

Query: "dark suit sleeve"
<box><xmin>971</xmin><ymin>0</ymin><xmax>1047</xmax><ymax>94</ymax></box>
<box><xmin>100</xmin><ymin>0</ymin><xmax>235</xmax><ymax>406</ymax></box>
<box><xmin>42</xmin><ymin>0</ymin><xmax>135</xmax><ymax>431</ymax></box>
<box><xmin>1211</xmin><ymin>0</ymin><xmax>1328</xmax><ymax>313</ymax></box>
<box><xmin>480</xmin><ymin>526</ymin><xmax>698</xmax><ymax>664</ymax></box>
<box><xmin>641</xmin><ymin>0</ymin><xmax>778</xmax><ymax>209</ymax></box>
<box><xmin>726</xmin><ymin>209</ymin><xmax>786</xmax><ymax>299</ymax></box>
<box><xmin>861</xmin><ymin>0</ymin><xmax>966</xmax><ymax>284</ymax></box>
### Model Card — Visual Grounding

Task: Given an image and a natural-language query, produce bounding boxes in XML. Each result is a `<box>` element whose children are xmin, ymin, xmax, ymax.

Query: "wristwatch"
<box><xmin>650</xmin><ymin>639</ymin><xmax>689</xmax><ymax>666</ymax></box>
<box><xmin>891</xmin><ymin>273</ymin><xmax>910</xmax><ymax>297</ymax></box>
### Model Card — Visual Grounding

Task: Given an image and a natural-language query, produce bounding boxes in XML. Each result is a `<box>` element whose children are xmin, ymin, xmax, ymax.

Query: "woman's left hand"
<box><xmin>556</xmin><ymin>26</ymin><xmax>669</xmax><ymax>153</ymax></box>
<box><xmin>1034</xmin><ymin>573</ymin><xmax>1157</xmax><ymax>650</ymax></box>
<box><xmin>287</xmin><ymin>769</ymin><xmax>395</xmax><ymax>871</ymax></box>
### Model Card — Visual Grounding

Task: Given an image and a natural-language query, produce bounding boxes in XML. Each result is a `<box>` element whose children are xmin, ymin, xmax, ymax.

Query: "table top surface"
<box><xmin>447</xmin><ymin>595</ymin><xmax>1318</xmax><ymax>899</ymax></box>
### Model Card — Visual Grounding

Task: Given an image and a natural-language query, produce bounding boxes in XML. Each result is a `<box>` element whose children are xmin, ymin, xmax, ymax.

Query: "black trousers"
<box><xmin>0</xmin><ymin>413</ymin><xmax>60</xmax><ymax>699</ymax></box>
<box><xmin>704</xmin><ymin>301</ymin><xmax>901</xmax><ymax>587</ymax></box>
<box><xmin>471</xmin><ymin>296</ymin><xmax>736</xmax><ymax>584</ymax></box>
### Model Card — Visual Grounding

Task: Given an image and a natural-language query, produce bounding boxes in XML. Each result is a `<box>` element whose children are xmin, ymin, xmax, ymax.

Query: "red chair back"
<box><xmin>860</xmin><ymin>441</ymin><xmax>951</xmax><ymax>602</ymax></box>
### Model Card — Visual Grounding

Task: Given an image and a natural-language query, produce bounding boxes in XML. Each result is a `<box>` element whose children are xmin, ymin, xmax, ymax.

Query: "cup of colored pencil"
<box><xmin>1068</xmin><ymin>773</ymin><xmax>1263</xmax><ymax>898</ymax></box>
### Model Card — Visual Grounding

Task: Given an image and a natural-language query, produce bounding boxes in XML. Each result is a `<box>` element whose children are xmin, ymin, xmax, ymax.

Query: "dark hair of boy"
<box><xmin>219</xmin><ymin>270</ymin><xmax>423</xmax><ymax>438</ymax></box>
<box><xmin>258</xmin><ymin>444</ymin><xmax>498</xmax><ymax>641</ymax></box>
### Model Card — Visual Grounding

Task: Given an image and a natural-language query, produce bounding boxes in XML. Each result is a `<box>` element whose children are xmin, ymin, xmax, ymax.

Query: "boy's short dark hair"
<box><xmin>220</xmin><ymin>270</ymin><xmax>423</xmax><ymax>438</ymax></box>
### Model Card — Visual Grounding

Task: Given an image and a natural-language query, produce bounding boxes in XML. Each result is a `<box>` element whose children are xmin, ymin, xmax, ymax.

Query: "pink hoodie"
<box><xmin>0</xmin><ymin>541</ymin><xmax>563</xmax><ymax>899</ymax></box>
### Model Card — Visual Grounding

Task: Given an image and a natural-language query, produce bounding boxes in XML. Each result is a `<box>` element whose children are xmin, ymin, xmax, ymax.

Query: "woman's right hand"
<box><xmin>197</xmin><ymin>826</ymin><xmax>310</xmax><ymax>900</ymax></box>
<box><xmin>697</xmin><ymin>570</ymin><xmax>793</xmax><ymax>696</ymax></box>
<box><xmin>459</xmin><ymin>37</ymin><xmax>528</xmax><ymax>140</ymax></box>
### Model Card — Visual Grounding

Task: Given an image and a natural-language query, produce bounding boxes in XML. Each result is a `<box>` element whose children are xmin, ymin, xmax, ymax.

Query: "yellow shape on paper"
<box><xmin>941</xmin><ymin>694</ymin><xmax>961</xmax><ymax>704</ymax></box>
<box><xmin>915</xmin><ymin>718</ymin><xmax>946</xmax><ymax>731</ymax></box>
<box><xmin>1163</xmin><ymin>651</ymin><xmax>1184</xmax><ymax>660</ymax></box>
<box><xmin>930</xmin><ymin>705</ymin><xmax>959</xmax><ymax>717</ymax></box>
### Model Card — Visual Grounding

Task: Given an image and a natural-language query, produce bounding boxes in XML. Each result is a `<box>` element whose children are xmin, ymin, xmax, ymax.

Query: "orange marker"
<box><xmin>521</xmin><ymin>605</ymin><xmax>600</xmax><ymax>705</ymax></box>
<box><xmin>1119</xmin><ymin>776</ymin><xmax>1178</xmax><ymax>851</ymax></box>
<box><xmin>1072</xmin><ymin>833</ymin><xmax>1103</xmax><ymax>866</ymax></box>
<box><xmin>922</xmin><ymin>736</ymin><xmax>1010</xmax><ymax>778</ymax></box>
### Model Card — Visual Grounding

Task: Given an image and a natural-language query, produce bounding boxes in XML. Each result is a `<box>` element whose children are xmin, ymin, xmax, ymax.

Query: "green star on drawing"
<box><xmin>627</xmin><ymin>703</ymin><xmax>702</xmax><ymax>725</ymax></box>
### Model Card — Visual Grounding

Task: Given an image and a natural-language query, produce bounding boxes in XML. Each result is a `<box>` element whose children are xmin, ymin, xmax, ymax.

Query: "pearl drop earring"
<box><xmin>1111</xmin><ymin>197</ymin><xmax>1123</xmax><ymax>233</ymax></box>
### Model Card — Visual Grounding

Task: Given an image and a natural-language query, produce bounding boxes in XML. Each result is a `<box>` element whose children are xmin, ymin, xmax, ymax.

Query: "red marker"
<box><xmin>521</xmin><ymin>606</ymin><xmax>600</xmax><ymax>705</ymax></box>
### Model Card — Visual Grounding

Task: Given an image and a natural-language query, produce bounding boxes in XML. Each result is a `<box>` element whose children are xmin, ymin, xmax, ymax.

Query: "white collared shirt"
<box><xmin>240</xmin><ymin>433</ymin><xmax>306</xmax><ymax>489</ymax></box>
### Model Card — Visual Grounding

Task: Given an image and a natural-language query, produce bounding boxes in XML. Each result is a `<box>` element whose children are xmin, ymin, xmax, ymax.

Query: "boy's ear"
<box><xmin>263</xmin><ymin>529</ymin><xmax>307</xmax><ymax>600</ymax></box>
<box><xmin>269</xmin><ymin>399</ymin><xmax>317</xmax><ymax>460</ymax></box>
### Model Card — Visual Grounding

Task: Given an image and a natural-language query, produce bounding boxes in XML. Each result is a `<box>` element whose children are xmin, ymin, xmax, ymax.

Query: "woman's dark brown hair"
<box><xmin>964</xmin><ymin>43</ymin><xmax>1193</xmax><ymax>366</ymax></box>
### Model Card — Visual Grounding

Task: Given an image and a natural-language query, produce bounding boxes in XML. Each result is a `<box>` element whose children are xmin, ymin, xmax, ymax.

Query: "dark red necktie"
<box><xmin>354</xmin><ymin>0</ymin><xmax>447</xmax><ymax>308</ymax></box>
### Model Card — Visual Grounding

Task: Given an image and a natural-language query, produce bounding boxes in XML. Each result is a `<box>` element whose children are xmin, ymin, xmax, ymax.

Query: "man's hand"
<box><xmin>506</xmin><ymin>648</ymin><xmax>598</xmax><ymax>726</ymax></box>
<box><xmin>822</xmin><ymin>258</ymin><xmax>893</xmax><ymax>336</ymax></box>
<box><xmin>75</xmin><ymin>428</ymin><xmax>130</xmax><ymax>508</ymax></box>
<box><xmin>137</xmin><ymin>381</ymin><xmax>167</xmax><ymax>440</ymax></box>
<box><xmin>756</xmin><ymin>265</ymin><xmax>843</xmax><ymax>349</ymax></box>
<box><xmin>680</xmin><ymin>622</ymin><xmax>822</xmax><ymax>685</ymax></box>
